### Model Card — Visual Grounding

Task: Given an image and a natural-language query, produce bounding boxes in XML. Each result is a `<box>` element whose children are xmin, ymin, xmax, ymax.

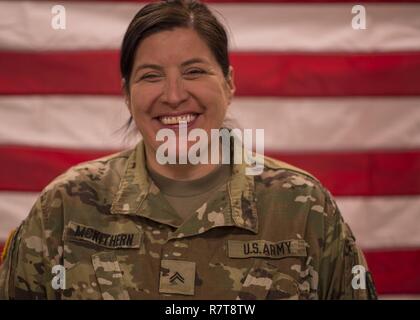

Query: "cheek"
<box><xmin>128</xmin><ymin>88</ymin><xmax>159</xmax><ymax>139</ymax></box>
<box><xmin>130</xmin><ymin>85</ymin><xmax>160</xmax><ymax>115</ymax></box>
<box><xmin>193</xmin><ymin>82</ymin><xmax>229</xmax><ymax>113</ymax></box>
<box><xmin>206</xmin><ymin>91</ymin><xmax>229</xmax><ymax>122</ymax></box>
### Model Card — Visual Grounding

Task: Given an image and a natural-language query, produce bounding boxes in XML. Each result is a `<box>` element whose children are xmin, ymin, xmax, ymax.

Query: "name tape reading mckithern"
<box><xmin>64</xmin><ymin>221</ymin><xmax>142</xmax><ymax>249</ymax></box>
<box><xmin>228</xmin><ymin>239</ymin><xmax>307</xmax><ymax>259</ymax></box>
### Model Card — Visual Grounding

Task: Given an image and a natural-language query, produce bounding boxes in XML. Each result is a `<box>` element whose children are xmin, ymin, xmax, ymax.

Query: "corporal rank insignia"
<box><xmin>170</xmin><ymin>272</ymin><xmax>185</xmax><ymax>284</ymax></box>
<box><xmin>64</xmin><ymin>221</ymin><xmax>142</xmax><ymax>249</ymax></box>
<box><xmin>159</xmin><ymin>260</ymin><xmax>196</xmax><ymax>296</ymax></box>
<box><xmin>228</xmin><ymin>239</ymin><xmax>307</xmax><ymax>259</ymax></box>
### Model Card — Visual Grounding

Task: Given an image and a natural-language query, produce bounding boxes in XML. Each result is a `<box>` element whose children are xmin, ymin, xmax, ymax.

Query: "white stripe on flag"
<box><xmin>0</xmin><ymin>192</ymin><xmax>38</xmax><ymax>240</ymax></box>
<box><xmin>1</xmin><ymin>2</ymin><xmax>420</xmax><ymax>52</ymax></box>
<box><xmin>1</xmin><ymin>95</ymin><xmax>419</xmax><ymax>151</ymax></box>
<box><xmin>338</xmin><ymin>196</ymin><xmax>420</xmax><ymax>249</ymax></box>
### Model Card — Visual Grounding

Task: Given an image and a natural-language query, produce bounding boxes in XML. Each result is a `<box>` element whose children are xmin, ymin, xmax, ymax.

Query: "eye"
<box><xmin>188</xmin><ymin>68</ymin><xmax>205</xmax><ymax>74</ymax></box>
<box><xmin>184</xmin><ymin>68</ymin><xmax>206</xmax><ymax>78</ymax></box>
<box><xmin>139</xmin><ymin>73</ymin><xmax>162</xmax><ymax>82</ymax></box>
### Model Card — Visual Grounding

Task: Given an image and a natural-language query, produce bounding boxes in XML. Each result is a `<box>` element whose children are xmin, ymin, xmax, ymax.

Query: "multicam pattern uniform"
<box><xmin>0</xmin><ymin>140</ymin><xmax>377</xmax><ymax>300</ymax></box>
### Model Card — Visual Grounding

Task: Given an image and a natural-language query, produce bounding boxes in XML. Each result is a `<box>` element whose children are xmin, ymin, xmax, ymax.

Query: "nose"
<box><xmin>161</xmin><ymin>75</ymin><xmax>189</xmax><ymax>108</ymax></box>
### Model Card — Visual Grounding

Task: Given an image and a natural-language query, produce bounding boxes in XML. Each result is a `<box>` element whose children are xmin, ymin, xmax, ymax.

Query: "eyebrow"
<box><xmin>133</xmin><ymin>58</ymin><xmax>209</xmax><ymax>75</ymax></box>
<box><xmin>180</xmin><ymin>58</ymin><xmax>209</xmax><ymax>67</ymax></box>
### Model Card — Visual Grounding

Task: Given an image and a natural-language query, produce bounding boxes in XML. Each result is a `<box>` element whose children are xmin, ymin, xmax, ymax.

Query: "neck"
<box><xmin>145</xmin><ymin>144</ymin><xmax>221</xmax><ymax>181</ymax></box>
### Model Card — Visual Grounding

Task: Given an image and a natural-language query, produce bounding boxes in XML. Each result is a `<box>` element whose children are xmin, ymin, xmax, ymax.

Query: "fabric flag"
<box><xmin>0</xmin><ymin>0</ymin><xmax>419</xmax><ymax>298</ymax></box>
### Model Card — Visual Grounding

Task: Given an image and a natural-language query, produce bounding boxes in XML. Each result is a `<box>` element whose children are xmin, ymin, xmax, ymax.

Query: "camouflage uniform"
<box><xmin>0</xmin><ymin>140</ymin><xmax>377</xmax><ymax>300</ymax></box>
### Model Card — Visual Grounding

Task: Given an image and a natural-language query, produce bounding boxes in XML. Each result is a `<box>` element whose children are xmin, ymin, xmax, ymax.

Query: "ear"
<box><xmin>225</xmin><ymin>66</ymin><xmax>236</xmax><ymax>105</ymax></box>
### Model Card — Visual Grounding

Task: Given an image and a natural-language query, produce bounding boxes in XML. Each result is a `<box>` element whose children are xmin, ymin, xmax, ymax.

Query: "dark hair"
<box><xmin>120</xmin><ymin>0</ymin><xmax>231</xmax><ymax>131</ymax></box>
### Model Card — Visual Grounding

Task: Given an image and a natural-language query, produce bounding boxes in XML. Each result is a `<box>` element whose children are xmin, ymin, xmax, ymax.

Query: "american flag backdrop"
<box><xmin>0</xmin><ymin>0</ymin><xmax>419</xmax><ymax>299</ymax></box>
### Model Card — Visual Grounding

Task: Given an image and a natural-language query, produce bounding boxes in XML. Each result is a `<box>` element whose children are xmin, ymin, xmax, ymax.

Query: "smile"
<box><xmin>158</xmin><ymin>113</ymin><xmax>197</xmax><ymax>125</ymax></box>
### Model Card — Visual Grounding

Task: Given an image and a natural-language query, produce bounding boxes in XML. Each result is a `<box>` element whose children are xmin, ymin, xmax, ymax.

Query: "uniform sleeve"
<box><xmin>0</xmin><ymin>198</ymin><xmax>50</xmax><ymax>299</ymax></box>
<box><xmin>317</xmin><ymin>189</ymin><xmax>378</xmax><ymax>300</ymax></box>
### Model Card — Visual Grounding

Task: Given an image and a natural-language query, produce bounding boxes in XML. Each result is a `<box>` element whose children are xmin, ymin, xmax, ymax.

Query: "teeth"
<box><xmin>159</xmin><ymin>114</ymin><xmax>197</xmax><ymax>125</ymax></box>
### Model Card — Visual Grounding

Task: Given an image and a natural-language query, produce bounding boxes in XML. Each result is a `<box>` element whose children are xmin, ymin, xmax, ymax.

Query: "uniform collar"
<box><xmin>110</xmin><ymin>139</ymin><xmax>258</xmax><ymax>235</ymax></box>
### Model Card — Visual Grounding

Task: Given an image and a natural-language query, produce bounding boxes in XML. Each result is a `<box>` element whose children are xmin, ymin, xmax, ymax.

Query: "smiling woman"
<box><xmin>125</xmin><ymin>27</ymin><xmax>234</xmax><ymax>180</ymax></box>
<box><xmin>120</xmin><ymin>1</ymin><xmax>235</xmax><ymax>181</ymax></box>
<box><xmin>0</xmin><ymin>0</ymin><xmax>377</xmax><ymax>300</ymax></box>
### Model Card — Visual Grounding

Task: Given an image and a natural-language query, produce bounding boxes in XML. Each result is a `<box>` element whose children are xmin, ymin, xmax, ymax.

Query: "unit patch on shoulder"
<box><xmin>1</xmin><ymin>228</ymin><xmax>17</xmax><ymax>263</ymax></box>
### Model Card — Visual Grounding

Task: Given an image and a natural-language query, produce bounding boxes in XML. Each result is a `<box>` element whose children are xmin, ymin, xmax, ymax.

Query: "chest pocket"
<box><xmin>91</xmin><ymin>252</ymin><xmax>130</xmax><ymax>300</ymax></box>
<box><xmin>236</xmin><ymin>259</ymin><xmax>301</xmax><ymax>300</ymax></box>
<box><xmin>63</xmin><ymin>220</ymin><xmax>143</xmax><ymax>300</ymax></box>
<box><xmin>227</xmin><ymin>239</ymin><xmax>307</xmax><ymax>300</ymax></box>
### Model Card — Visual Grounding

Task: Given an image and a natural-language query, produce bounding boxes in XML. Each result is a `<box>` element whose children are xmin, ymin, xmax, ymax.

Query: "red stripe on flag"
<box><xmin>0</xmin><ymin>146</ymin><xmax>112</xmax><ymax>193</ymax></box>
<box><xmin>0</xmin><ymin>51</ymin><xmax>121</xmax><ymax>96</ymax></box>
<box><xmin>266</xmin><ymin>150</ymin><xmax>420</xmax><ymax>197</ymax></box>
<box><xmin>364</xmin><ymin>249</ymin><xmax>420</xmax><ymax>294</ymax></box>
<box><xmin>231</xmin><ymin>52</ymin><xmax>420</xmax><ymax>97</ymax></box>
<box><xmin>1</xmin><ymin>51</ymin><xmax>420</xmax><ymax>96</ymax></box>
<box><xmin>0</xmin><ymin>146</ymin><xmax>419</xmax><ymax>196</ymax></box>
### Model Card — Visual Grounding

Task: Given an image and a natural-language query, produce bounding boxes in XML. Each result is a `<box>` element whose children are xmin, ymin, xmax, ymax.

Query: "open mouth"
<box><xmin>156</xmin><ymin>113</ymin><xmax>200</xmax><ymax>128</ymax></box>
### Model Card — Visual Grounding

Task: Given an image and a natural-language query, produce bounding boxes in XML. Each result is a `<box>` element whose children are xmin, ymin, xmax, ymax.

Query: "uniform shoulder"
<box><xmin>255</xmin><ymin>154</ymin><xmax>338</xmax><ymax>217</ymax></box>
<box><xmin>262</xmin><ymin>154</ymin><xmax>315</xmax><ymax>179</ymax></box>
<box><xmin>253</xmin><ymin>153</ymin><xmax>320</xmax><ymax>193</ymax></box>
<box><xmin>42</xmin><ymin>147</ymin><xmax>134</xmax><ymax>195</ymax></box>
<box><xmin>29</xmin><ymin>147</ymin><xmax>136</xmax><ymax>227</ymax></box>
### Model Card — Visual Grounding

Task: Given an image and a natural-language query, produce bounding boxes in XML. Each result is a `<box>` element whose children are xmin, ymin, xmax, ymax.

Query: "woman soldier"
<box><xmin>0</xmin><ymin>0</ymin><xmax>376</xmax><ymax>300</ymax></box>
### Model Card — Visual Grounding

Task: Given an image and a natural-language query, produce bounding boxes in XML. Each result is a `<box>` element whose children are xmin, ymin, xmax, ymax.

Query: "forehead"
<box><xmin>133</xmin><ymin>27</ymin><xmax>217</xmax><ymax>65</ymax></box>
